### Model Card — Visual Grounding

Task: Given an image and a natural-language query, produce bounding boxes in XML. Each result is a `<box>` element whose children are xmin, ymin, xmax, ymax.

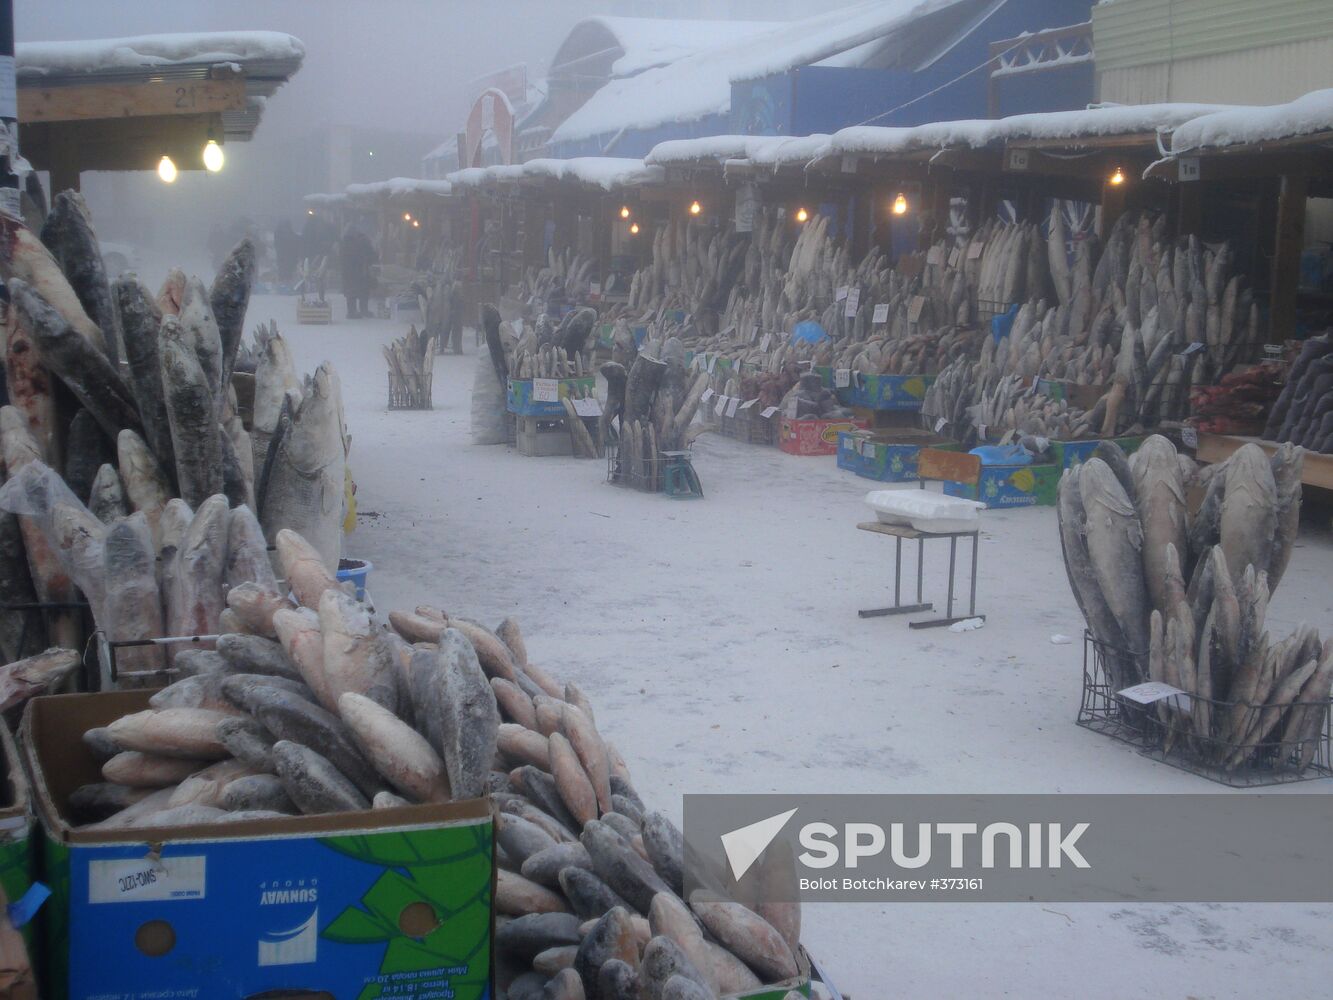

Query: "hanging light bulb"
<box><xmin>892</xmin><ymin>193</ymin><xmax>908</xmax><ymax>216</ymax></box>
<box><xmin>620</xmin><ymin>205</ymin><xmax>631</xmax><ymax>219</ymax></box>
<box><xmin>412</xmin><ymin>219</ymin><xmax>420</xmax><ymax>228</ymax></box>
<box><xmin>1109</xmin><ymin>166</ymin><xmax>1126</xmax><ymax>186</ymax></box>
<box><xmin>307</xmin><ymin>208</ymin><xmax>315</xmax><ymax>216</ymax></box>
<box><xmin>202</xmin><ymin>138</ymin><xmax>225</xmax><ymax>172</ymax></box>
<box><xmin>689</xmin><ymin>200</ymin><xmax>702</xmax><ymax>216</ymax></box>
<box><xmin>795</xmin><ymin>207</ymin><xmax>809</xmax><ymax>223</ymax></box>
<box><xmin>403</xmin><ymin>212</ymin><xmax>412</xmax><ymax>222</ymax></box>
<box><xmin>158</xmin><ymin>156</ymin><xmax>178</xmax><ymax>183</ymax></box>
<box><xmin>630</xmin><ymin>222</ymin><xmax>640</xmax><ymax>235</ymax></box>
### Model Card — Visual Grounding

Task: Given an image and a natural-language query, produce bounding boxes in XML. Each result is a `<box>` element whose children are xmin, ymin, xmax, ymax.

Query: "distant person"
<box><xmin>340</xmin><ymin>226</ymin><xmax>376</xmax><ymax>319</ymax></box>
<box><xmin>274</xmin><ymin>220</ymin><xmax>298</xmax><ymax>284</ymax></box>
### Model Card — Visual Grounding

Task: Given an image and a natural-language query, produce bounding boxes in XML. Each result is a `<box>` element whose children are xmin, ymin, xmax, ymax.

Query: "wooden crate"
<box><xmin>296</xmin><ymin>300</ymin><xmax>332</xmax><ymax>325</ymax></box>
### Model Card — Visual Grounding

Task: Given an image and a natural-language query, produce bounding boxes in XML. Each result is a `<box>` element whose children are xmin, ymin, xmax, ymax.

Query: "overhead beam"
<box><xmin>1145</xmin><ymin>149</ymin><xmax>1333</xmax><ymax>183</ymax></box>
<box><xmin>21</xmin><ymin>113</ymin><xmax>221</xmax><ymax>173</ymax></box>
<box><xmin>1269</xmin><ymin>173</ymin><xmax>1308</xmax><ymax>342</ymax></box>
<box><xmin>18</xmin><ymin>77</ymin><xmax>246</xmax><ymax>124</ymax></box>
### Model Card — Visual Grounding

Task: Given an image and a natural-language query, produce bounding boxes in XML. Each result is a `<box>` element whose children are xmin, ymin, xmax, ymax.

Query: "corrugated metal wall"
<box><xmin>1092</xmin><ymin>0</ymin><xmax>1333</xmax><ymax>103</ymax></box>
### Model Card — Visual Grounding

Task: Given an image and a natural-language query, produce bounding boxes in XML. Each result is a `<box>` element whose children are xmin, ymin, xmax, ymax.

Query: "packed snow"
<box><xmin>1168</xmin><ymin>88</ymin><xmax>1333</xmax><ymax>153</ymax></box>
<box><xmin>254</xmin><ymin>295</ymin><xmax>1332</xmax><ymax>1000</ymax></box>
<box><xmin>565</xmin><ymin>17</ymin><xmax>783</xmax><ymax>80</ymax></box>
<box><xmin>646</xmin><ymin>134</ymin><xmax>831</xmax><ymax>169</ymax></box>
<box><xmin>343</xmin><ymin>177</ymin><xmax>454</xmax><ymax>202</ymax></box>
<box><xmin>16</xmin><ymin>31</ymin><xmax>305</xmax><ymax>75</ymax></box>
<box><xmin>446</xmin><ymin>157</ymin><xmax>664</xmax><ymax>192</ymax></box>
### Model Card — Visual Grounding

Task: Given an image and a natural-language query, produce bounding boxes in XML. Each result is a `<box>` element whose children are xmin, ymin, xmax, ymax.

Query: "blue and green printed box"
<box><xmin>943</xmin><ymin>462</ymin><xmax>1060</xmax><ymax>508</ymax></box>
<box><xmin>838</xmin><ymin>431</ymin><xmax>962</xmax><ymax>482</ymax></box>
<box><xmin>21</xmin><ymin>691</ymin><xmax>494</xmax><ymax>1000</ymax></box>
<box><xmin>837</xmin><ymin>373</ymin><xmax>936</xmax><ymax>411</ymax></box>
<box><xmin>1050</xmin><ymin>435</ymin><xmax>1145</xmax><ymax>471</ymax></box>
<box><xmin>0</xmin><ymin>721</ymin><xmax>34</xmax><ymax>936</ymax></box>
<box><xmin>507</xmin><ymin>376</ymin><xmax>596</xmax><ymax>416</ymax></box>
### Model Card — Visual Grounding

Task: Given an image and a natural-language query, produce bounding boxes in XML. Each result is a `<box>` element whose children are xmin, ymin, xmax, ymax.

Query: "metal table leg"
<box><xmin>859</xmin><ymin>534</ymin><xmax>932</xmax><ymax>619</ymax></box>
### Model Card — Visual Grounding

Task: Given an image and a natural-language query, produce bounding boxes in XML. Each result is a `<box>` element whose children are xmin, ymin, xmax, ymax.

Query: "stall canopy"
<box><xmin>17</xmin><ymin>30</ymin><xmax>305</xmax><ymax>190</ymax></box>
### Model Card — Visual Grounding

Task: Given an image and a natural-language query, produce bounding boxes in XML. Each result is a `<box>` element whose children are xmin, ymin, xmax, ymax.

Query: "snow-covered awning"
<box><xmin>646</xmin><ymin>134</ymin><xmax>831</xmax><ymax>170</ymax></box>
<box><xmin>1166</xmin><ymin>89</ymin><xmax>1333</xmax><ymax>154</ymax></box>
<box><xmin>343</xmin><ymin>178</ymin><xmax>454</xmax><ymax>203</ymax></box>
<box><xmin>446</xmin><ymin>157</ymin><xmax>664</xmax><ymax>192</ymax></box>
<box><xmin>303</xmin><ymin>193</ymin><xmax>347</xmax><ymax>207</ymax></box>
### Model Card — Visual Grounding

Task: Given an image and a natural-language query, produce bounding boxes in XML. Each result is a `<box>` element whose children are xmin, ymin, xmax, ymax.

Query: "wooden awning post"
<box><xmin>1269</xmin><ymin>172</ymin><xmax>1308</xmax><ymax>342</ymax></box>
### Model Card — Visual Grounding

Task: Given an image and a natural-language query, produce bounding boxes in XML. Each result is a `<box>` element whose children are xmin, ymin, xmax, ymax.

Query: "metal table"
<box><xmin>855</xmin><ymin>521</ymin><xmax>983</xmax><ymax>629</ymax></box>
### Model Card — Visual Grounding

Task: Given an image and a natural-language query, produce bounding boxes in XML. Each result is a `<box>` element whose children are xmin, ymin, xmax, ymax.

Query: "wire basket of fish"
<box><xmin>387</xmin><ymin>372</ymin><xmax>433</xmax><ymax>410</ymax></box>
<box><xmin>1078</xmin><ymin>632</ymin><xmax>1333</xmax><ymax>787</ymax></box>
<box><xmin>721</xmin><ymin>405</ymin><xmax>777</xmax><ymax>446</ymax></box>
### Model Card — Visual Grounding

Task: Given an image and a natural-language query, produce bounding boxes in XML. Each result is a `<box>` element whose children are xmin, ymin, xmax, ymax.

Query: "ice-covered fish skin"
<box><xmin>0</xmin><ymin>497</ymin><xmax>44</xmax><ymax>662</ymax></box>
<box><xmin>160</xmin><ymin>316</ymin><xmax>222</xmax><ymax>507</ymax></box>
<box><xmin>1267</xmin><ymin>442</ymin><xmax>1304</xmax><ymax>590</ymax></box>
<box><xmin>496</xmin><ymin>811</ymin><xmax>558</xmax><ymax>865</ymax></box>
<box><xmin>68</xmin><ymin>782</ymin><xmax>153</xmax><ymax>823</ymax></box>
<box><xmin>40</xmin><ymin>191</ymin><xmax>120</xmax><ymax>364</ymax></box>
<box><xmin>550</xmin><ymin>732</ymin><xmax>598</xmax><ymax>827</ymax></box>
<box><xmin>259</xmin><ymin>364</ymin><xmax>345</xmax><ymax>572</ymax></box>
<box><xmin>88</xmin><ymin>464</ymin><xmax>126</xmax><ymax>522</ymax></box>
<box><xmin>252</xmin><ymin>330</ymin><xmax>301</xmax><ymax>469</ymax></box>
<box><xmin>221</xmin><ymin>773</ymin><xmax>295</xmax><ymax>813</ymax></box>
<box><xmin>63</xmin><ymin>409</ymin><xmax>112</xmax><ymax>508</ymax></box>
<box><xmin>596</xmin><ymin>959</ymin><xmax>639</xmax><ymax>1000</ymax></box>
<box><xmin>521</xmin><ymin>842</ymin><xmax>592</xmax><ymax>890</ymax></box>
<box><xmin>102</xmin><ymin>750</ymin><xmax>205</xmax><ymax>788</ymax></box>
<box><xmin>660</xmin><ymin>975</ymin><xmax>713</xmax><ymax>1000</ymax></box>
<box><xmin>0</xmin><ymin>214</ymin><xmax>107</xmax><ymax>354</ymax></box>
<box><xmin>497</xmin><ymin>912</ymin><xmax>583</xmax><ymax>964</ymax></box>
<box><xmin>226</xmin><ymin>582</ymin><xmax>288</xmax><ymax>638</ymax></box>
<box><xmin>277</xmin><ymin>527</ymin><xmax>341</xmax><ymax>609</ymax></box>
<box><xmin>149</xmin><ymin>673</ymin><xmax>237</xmax><ymax>714</ymax></box>
<box><xmin>216</xmin><ymin>715</ymin><xmax>276</xmax><ymax>771</ymax></box>
<box><xmin>1079</xmin><ymin>459</ymin><xmax>1150</xmax><ymax>680</ymax></box>
<box><xmin>272</xmin><ymin>739</ymin><xmax>369</xmax><ymax>814</ymax></box>
<box><xmin>0</xmin><ymin>647</ymin><xmax>79</xmax><ymax>712</ymax></box>
<box><xmin>688</xmin><ymin>894</ymin><xmax>798</xmax><ymax>983</ymax></box>
<box><xmin>1219</xmin><ymin>443</ymin><xmax>1277</xmax><ymax>589</ymax></box>
<box><xmin>1130</xmin><ymin>435</ymin><xmax>1188</xmax><ymax>616</ymax></box>
<box><xmin>179</xmin><ymin>276</ymin><xmax>223</xmax><ymax>408</ymax></box>
<box><xmin>559</xmin><ymin>866</ymin><xmax>633</xmax><ymax>921</ymax></box>
<box><xmin>640</xmin><ymin>813</ymin><xmax>685</xmax><ymax>896</ymax></box>
<box><xmin>217</xmin><ymin>633</ymin><xmax>301</xmax><ymax>681</ymax></box>
<box><xmin>113</xmin><ymin>276</ymin><xmax>175</xmax><ymax>475</ymax></box>
<box><xmin>273</xmin><ymin>606</ymin><xmax>331</xmax><ymax>704</ymax></box>
<box><xmin>82</xmin><ymin>786</ymin><xmax>174</xmax><ymax>830</ymax></box>
<box><xmin>4</xmin><ymin>290</ymin><xmax>59</xmax><ymax>467</ymax></box>
<box><xmin>338</xmin><ymin>691</ymin><xmax>448</xmax><ymax>802</ymax></box>
<box><xmin>639</xmin><ymin>935</ymin><xmax>712</xmax><ymax>1000</ymax></box>
<box><xmin>225</xmin><ymin>505</ymin><xmax>278</xmax><ymax>590</ymax></box>
<box><xmin>157</xmin><ymin>268</ymin><xmax>185</xmax><ymax>316</ymax></box>
<box><xmin>169</xmin><ymin>495</ymin><xmax>228</xmax><ymax>638</ymax></box>
<box><xmin>372</xmin><ymin>790</ymin><xmax>410</xmax><ymax>809</ymax></box>
<box><xmin>561</xmin><ymin>703</ymin><xmax>612</xmax><ymax>815</ymax></box>
<box><xmin>106</xmin><ymin>708</ymin><xmax>232</xmax><ymax>759</ymax></box>
<box><xmin>101</xmin><ymin>512</ymin><xmax>165</xmax><ymax>675</ymax></box>
<box><xmin>319</xmin><ymin>589</ymin><xmax>399</xmax><ymax>712</ymax></box>
<box><xmin>168</xmin><ymin>758</ymin><xmax>261</xmax><ymax>808</ymax></box>
<box><xmin>116</xmin><ymin>429</ymin><xmax>171</xmax><ymax>544</ymax></box>
<box><xmin>437</xmin><ymin>627</ymin><xmax>500</xmax><ymax>800</ymax></box>
<box><xmin>223</xmin><ymin>417</ymin><xmax>256</xmax><ymax>509</ymax></box>
<box><xmin>218</xmin><ymin>423</ymin><xmax>253</xmax><ymax>510</ymax></box>
<box><xmin>497</xmin><ymin>723</ymin><xmax>549</xmax><ymax>769</ymax></box>
<box><xmin>9</xmin><ymin>279</ymin><xmax>140</xmax><ymax>441</ymax></box>
<box><xmin>582</xmin><ymin>819</ymin><xmax>672</xmax><ymax>914</ymax></box>
<box><xmin>210</xmin><ymin>239</ymin><xmax>256</xmax><ymax>385</ymax></box>
<box><xmin>492</xmin><ymin>677</ymin><xmax>537</xmax><ymax>729</ymax></box>
<box><xmin>388</xmin><ymin>609</ymin><xmax>445</xmax><ymax>643</ymax></box>
<box><xmin>572</xmin><ymin>906</ymin><xmax>638</xmax><ymax>996</ymax></box>
<box><xmin>496</xmin><ymin>868</ymin><xmax>569</xmax><ymax>916</ymax></box>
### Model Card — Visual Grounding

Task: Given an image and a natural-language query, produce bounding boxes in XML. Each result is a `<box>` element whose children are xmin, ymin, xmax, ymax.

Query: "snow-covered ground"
<box><xmin>257</xmin><ymin>294</ymin><xmax>1333</xmax><ymax>1000</ymax></box>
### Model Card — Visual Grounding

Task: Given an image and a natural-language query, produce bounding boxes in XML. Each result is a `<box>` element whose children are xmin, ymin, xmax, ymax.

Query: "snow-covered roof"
<box><xmin>574</xmin><ymin>17</ymin><xmax>785</xmax><ymax>79</ymax></box>
<box><xmin>16</xmin><ymin>31</ymin><xmax>304</xmax><ymax>75</ymax></box>
<box><xmin>646</xmin><ymin>134</ymin><xmax>831</xmax><ymax>169</ymax></box>
<box><xmin>345</xmin><ymin>178</ymin><xmax>453</xmax><ymax>202</ymax></box>
<box><xmin>1167</xmin><ymin>88</ymin><xmax>1333</xmax><ymax>153</ymax></box>
<box><xmin>446</xmin><ymin>157</ymin><xmax>664</xmax><ymax>191</ymax></box>
<box><xmin>304</xmin><ymin>193</ymin><xmax>347</xmax><ymax>207</ymax></box>
<box><xmin>553</xmin><ymin>1</ymin><xmax>964</xmax><ymax>145</ymax></box>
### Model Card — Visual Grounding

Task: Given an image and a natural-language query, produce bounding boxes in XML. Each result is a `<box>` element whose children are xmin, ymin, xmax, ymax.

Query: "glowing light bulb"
<box><xmin>1109</xmin><ymin>167</ymin><xmax>1125</xmax><ymax>186</ymax></box>
<box><xmin>620</xmin><ymin>205</ymin><xmax>631</xmax><ymax>219</ymax></box>
<box><xmin>202</xmin><ymin>139</ymin><xmax>224</xmax><ymax>172</ymax></box>
<box><xmin>307</xmin><ymin>209</ymin><xmax>315</xmax><ymax>215</ymax></box>
<box><xmin>403</xmin><ymin>212</ymin><xmax>412</xmax><ymax>221</ymax></box>
<box><xmin>630</xmin><ymin>222</ymin><xmax>640</xmax><ymax>235</ymax></box>
<box><xmin>795</xmin><ymin>207</ymin><xmax>809</xmax><ymax>223</ymax></box>
<box><xmin>689</xmin><ymin>200</ymin><xmax>702</xmax><ymax>216</ymax></box>
<box><xmin>892</xmin><ymin>193</ymin><xmax>908</xmax><ymax>216</ymax></box>
<box><xmin>158</xmin><ymin>156</ymin><xmax>178</xmax><ymax>183</ymax></box>
<box><xmin>411</xmin><ymin>219</ymin><xmax>420</xmax><ymax>228</ymax></box>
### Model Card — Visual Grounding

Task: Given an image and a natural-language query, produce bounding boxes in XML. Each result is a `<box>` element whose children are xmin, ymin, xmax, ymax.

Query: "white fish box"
<box><xmin>864</xmin><ymin>490</ymin><xmax>985</xmax><ymax>534</ymax></box>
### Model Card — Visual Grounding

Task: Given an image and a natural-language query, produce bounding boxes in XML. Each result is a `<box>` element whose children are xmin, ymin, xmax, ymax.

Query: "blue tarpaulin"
<box><xmin>792</xmin><ymin>320</ymin><xmax>828</xmax><ymax>345</ymax></box>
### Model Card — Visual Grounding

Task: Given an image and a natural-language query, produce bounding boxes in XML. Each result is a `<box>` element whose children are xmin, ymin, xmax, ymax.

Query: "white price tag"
<box><xmin>935</xmin><ymin>417</ymin><xmax>948</xmax><ymax>432</ymax></box>
<box><xmin>844</xmin><ymin>288</ymin><xmax>860</xmax><ymax>318</ymax></box>
<box><xmin>89</xmin><ymin>856</ymin><xmax>207</xmax><ymax>904</ymax></box>
<box><xmin>861</xmin><ymin>439</ymin><xmax>877</xmax><ymax>458</ymax></box>
<box><xmin>749</xmin><ymin>323</ymin><xmax>758</xmax><ymax>343</ymax></box>
<box><xmin>590</xmin><ymin>282</ymin><xmax>602</xmax><ymax>296</ymax></box>
<box><xmin>908</xmin><ymin>296</ymin><xmax>927</xmax><ymax>324</ymax></box>
<box><xmin>1181</xmin><ymin>342</ymin><xmax>1206</xmax><ymax>356</ymax></box>
<box><xmin>701</xmin><ymin>388</ymin><xmax>714</xmax><ymax>403</ymax></box>
<box><xmin>707</xmin><ymin>355</ymin><xmax>718</xmax><ymax>373</ymax></box>
<box><xmin>927</xmin><ymin>246</ymin><xmax>944</xmax><ymax>266</ymax></box>
<box><xmin>572</xmin><ymin>397</ymin><xmax>602</xmax><ymax>417</ymax></box>
<box><xmin>740</xmin><ymin>398</ymin><xmax>758</xmax><ymax>410</ymax></box>
<box><xmin>715</xmin><ymin>395</ymin><xmax>727</xmax><ymax>416</ymax></box>
<box><xmin>835</xmin><ymin>368</ymin><xmax>851</xmax><ymax>388</ymax></box>
<box><xmin>532</xmin><ymin>378</ymin><xmax>559</xmax><ymax>403</ymax></box>
<box><xmin>1181</xmin><ymin>426</ymin><xmax>1198</xmax><ymax>449</ymax></box>
<box><xmin>835</xmin><ymin>286</ymin><xmax>849</xmax><ymax>302</ymax></box>
<box><xmin>726</xmin><ymin>397</ymin><xmax>740</xmax><ymax>417</ymax></box>
<box><xmin>872</xmin><ymin>303</ymin><xmax>890</xmax><ymax>324</ymax></box>
<box><xmin>1118</xmin><ymin>682</ymin><xmax>1189</xmax><ymax>706</ymax></box>
<box><xmin>968</xmin><ymin>240</ymin><xmax>985</xmax><ymax>261</ymax></box>
<box><xmin>760</xmin><ymin>333</ymin><xmax>773</xmax><ymax>351</ymax></box>
<box><xmin>761</xmin><ymin>405</ymin><xmax>780</xmax><ymax>419</ymax></box>
<box><xmin>977</xmin><ymin>422</ymin><xmax>988</xmax><ymax>441</ymax></box>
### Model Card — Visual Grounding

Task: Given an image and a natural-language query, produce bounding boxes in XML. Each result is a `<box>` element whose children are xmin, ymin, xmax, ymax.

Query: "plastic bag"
<box><xmin>470</xmin><ymin>350</ymin><xmax>507</xmax><ymax>445</ymax></box>
<box><xmin>101</xmin><ymin>511</ymin><xmax>166</xmax><ymax>679</ymax></box>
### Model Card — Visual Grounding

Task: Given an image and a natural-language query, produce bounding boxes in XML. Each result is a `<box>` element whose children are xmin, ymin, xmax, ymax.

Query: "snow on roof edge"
<box><xmin>1167</xmin><ymin>88</ymin><xmax>1333</xmax><ymax>154</ymax></box>
<box><xmin>17</xmin><ymin>31</ymin><xmax>305</xmax><ymax>76</ymax></box>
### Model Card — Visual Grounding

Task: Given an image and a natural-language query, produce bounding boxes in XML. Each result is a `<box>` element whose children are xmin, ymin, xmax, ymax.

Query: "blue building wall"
<box><xmin>552</xmin><ymin>114</ymin><xmax>732</xmax><ymax>159</ymax></box>
<box><xmin>991</xmin><ymin>62</ymin><xmax>1095</xmax><ymax>118</ymax></box>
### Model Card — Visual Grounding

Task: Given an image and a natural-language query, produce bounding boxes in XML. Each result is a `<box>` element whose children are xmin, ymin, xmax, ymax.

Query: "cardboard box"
<box><xmin>22</xmin><ymin>692</ymin><xmax>494</xmax><ymax>1000</ymax></box>
<box><xmin>506</xmin><ymin>376</ymin><xmax>596</xmax><ymax>417</ymax></box>
<box><xmin>943</xmin><ymin>461</ymin><xmax>1060</xmax><ymax>508</ymax></box>
<box><xmin>516</xmin><ymin>415</ymin><xmax>573</xmax><ymax>457</ymax></box>
<box><xmin>1051</xmin><ymin>435</ymin><xmax>1144</xmax><ymax>470</ymax></box>
<box><xmin>0</xmin><ymin>724</ymin><xmax>33</xmax><ymax>938</ymax></box>
<box><xmin>779</xmin><ymin>418</ymin><xmax>868</xmax><ymax>456</ymax></box>
<box><xmin>838</xmin><ymin>373</ymin><xmax>936</xmax><ymax>411</ymax></box>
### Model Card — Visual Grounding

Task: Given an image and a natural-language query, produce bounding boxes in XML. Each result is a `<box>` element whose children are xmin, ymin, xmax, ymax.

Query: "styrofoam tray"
<box><xmin>865</xmin><ymin>490</ymin><xmax>985</xmax><ymax>533</ymax></box>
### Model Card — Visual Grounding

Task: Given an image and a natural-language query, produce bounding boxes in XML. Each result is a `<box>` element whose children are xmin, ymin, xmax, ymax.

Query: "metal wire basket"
<box><xmin>1077</xmin><ymin>631</ymin><xmax>1333</xmax><ymax>787</ymax></box>
<box><xmin>388</xmin><ymin>372</ymin><xmax>433</xmax><ymax>410</ymax></box>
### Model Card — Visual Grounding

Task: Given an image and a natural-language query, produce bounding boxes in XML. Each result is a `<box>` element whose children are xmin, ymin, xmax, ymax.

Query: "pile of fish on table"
<box><xmin>67</xmin><ymin>525</ymin><xmax>807</xmax><ymax>999</ymax></box>
<box><xmin>1058</xmin><ymin>435</ymin><xmax>1331</xmax><ymax>771</ymax></box>
<box><xmin>1264</xmin><ymin>332</ymin><xmax>1333</xmax><ymax>453</ymax></box>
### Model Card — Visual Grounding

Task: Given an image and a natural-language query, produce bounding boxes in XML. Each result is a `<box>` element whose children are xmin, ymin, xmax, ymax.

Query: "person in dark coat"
<box><xmin>274</xmin><ymin>220</ymin><xmax>298</xmax><ymax>284</ymax></box>
<box><xmin>339</xmin><ymin>227</ymin><xmax>376</xmax><ymax>319</ymax></box>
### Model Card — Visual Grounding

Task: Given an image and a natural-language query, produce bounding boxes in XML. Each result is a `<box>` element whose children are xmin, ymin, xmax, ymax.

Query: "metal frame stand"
<box><xmin>855</xmin><ymin>522</ymin><xmax>983</xmax><ymax>629</ymax></box>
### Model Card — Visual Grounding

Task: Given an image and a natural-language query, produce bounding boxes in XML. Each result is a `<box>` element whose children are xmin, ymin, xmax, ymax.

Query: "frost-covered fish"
<box><xmin>88</xmin><ymin>464</ymin><xmax>127</xmax><ymax>523</ymax></box>
<box><xmin>319</xmin><ymin>589</ymin><xmax>398</xmax><ymax>712</ymax></box>
<box><xmin>160</xmin><ymin>316</ymin><xmax>222</xmax><ymax>506</ymax></box>
<box><xmin>338</xmin><ymin>691</ymin><xmax>448</xmax><ymax>803</ymax></box>
<box><xmin>225</xmin><ymin>505</ymin><xmax>277</xmax><ymax>590</ymax></box>
<box><xmin>1079</xmin><ymin>459</ymin><xmax>1150</xmax><ymax>678</ymax></box>
<box><xmin>157</xmin><ymin>268</ymin><xmax>185</xmax><ymax>316</ymax></box>
<box><xmin>116</xmin><ymin>429</ymin><xmax>171</xmax><ymax>544</ymax></box>
<box><xmin>252</xmin><ymin>329</ymin><xmax>301</xmax><ymax>467</ymax></box>
<box><xmin>272</xmin><ymin>739</ymin><xmax>369</xmax><ymax>814</ymax></box>
<box><xmin>0</xmin><ymin>214</ymin><xmax>107</xmax><ymax>354</ymax></box>
<box><xmin>168</xmin><ymin>495</ymin><xmax>228</xmax><ymax>638</ymax></box>
<box><xmin>106</xmin><ymin>708</ymin><xmax>233</xmax><ymax>759</ymax></box>
<box><xmin>114</xmin><ymin>276</ymin><xmax>175</xmax><ymax>475</ymax></box>
<box><xmin>3</xmin><ymin>289</ymin><xmax>59</xmax><ymax>468</ymax></box>
<box><xmin>1219</xmin><ymin>443</ymin><xmax>1277</xmax><ymax>587</ymax></box>
<box><xmin>436</xmin><ymin>627</ymin><xmax>500</xmax><ymax>800</ymax></box>
<box><xmin>0</xmin><ymin>647</ymin><xmax>79</xmax><ymax>712</ymax></box>
<box><xmin>210</xmin><ymin>239</ymin><xmax>256</xmax><ymax>385</ymax></box>
<box><xmin>101</xmin><ymin>512</ymin><xmax>165</xmax><ymax>675</ymax></box>
<box><xmin>688</xmin><ymin>894</ymin><xmax>798</xmax><ymax>984</ymax></box>
<box><xmin>277</xmin><ymin>528</ymin><xmax>341</xmax><ymax>609</ymax></box>
<box><xmin>179</xmin><ymin>276</ymin><xmax>223</xmax><ymax>408</ymax></box>
<box><xmin>40</xmin><ymin>191</ymin><xmax>120</xmax><ymax>364</ymax></box>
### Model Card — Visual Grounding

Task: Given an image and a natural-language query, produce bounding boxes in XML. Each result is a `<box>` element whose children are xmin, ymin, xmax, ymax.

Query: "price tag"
<box><xmin>701</xmin><ymin>388</ymin><xmax>714</xmax><ymax>403</ymax></box>
<box><xmin>872</xmin><ymin>303</ymin><xmax>890</xmax><ymax>325</ymax></box>
<box><xmin>749</xmin><ymin>323</ymin><xmax>759</xmax><ymax>343</ymax></box>
<box><xmin>835</xmin><ymin>286</ymin><xmax>849</xmax><ymax>302</ymax></box>
<box><xmin>726</xmin><ymin>397</ymin><xmax>740</xmax><ymax>417</ymax></box>
<box><xmin>835</xmin><ymin>368</ymin><xmax>851</xmax><ymax>388</ymax></box>
<box><xmin>935</xmin><ymin>417</ymin><xmax>948</xmax><ymax>432</ymax></box>
<box><xmin>968</xmin><ymin>240</ymin><xmax>985</xmax><ymax>261</ymax></box>
<box><xmin>1181</xmin><ymin>342</ymin><xmax>1206</xmax><ymax>356</ymax></box>
<box><xmin>707</xmin><ymin>355</ymin><xmax>718</xmax><ymax>373</ymax></box>
<box><xmin>760</xmin><ymin>333</ymin><xmax>773</xmax><ymax>351</ymax></box>
<box><xmin>692</xmin><ymin>353</ymin><xmax>705</xmax><ymax>370</ymax></box>
<box><xmin>740</xmin><ymin>398</ymin><xmax>758</xmax><ymax>410</ymax></box>
<box><xmin>532</xmin><ymin>378</ymin><xmax>558</xmax><ymax>403</ymax></box>
<box><xmin>844</xmin><ymin>288</ymin><xmax>860</xmax><ymax>318</ymax></box>
<box><xmin>908</xmin><ymin>296</ymin><xmax>927</xmax><ymax>324</ymax></box>
<box><xmin>861</xmin><ymin>439</ymin><xmax>877</xmax><ymax>458</ymax></box>
<box><xmin>977</xmin><ymin>422</ymin><xmax>988</xmax><ymax>441</ymax></box>
<box><xmin>1263</xmin><ymin>343</ymin><xmax>1283</xmax><ymax>356</ymax></box>
<box><xmin>761</xmin><ymin>405</ymin><xmax>780</xmax><ymax>419</ymax></box>
<box><xmin>927</xmin><ymin>246</ymin><xmax>944</xmax><ymax>266</ymax></box>
<box><xmin>572</xmin><ymin>397</ymin><xmax>602</xmax><ymax>417</ymax></box>
<box><xmin>1117</xmin><ymin>681</ymin><xmax>1189</xmax><ymax>705</ymax></box>
<box><xmin>590</xmin><ymin>282</ymin><xmax>602</xmax><ymax>296</ymax></box>
<box><xmin>948</xmin><ymin>247</ymin><xmax>961</xmax><ymax>268</ymax></box>
<box><xmin>1181</xmin><ymin>426</ymin><xmax>1198</xmax><ymax>449</ymax></box>
<box><xmin>714</xmin><ymin>395</ymin><xmax>727</xmax><ymax>416</ymax></box>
